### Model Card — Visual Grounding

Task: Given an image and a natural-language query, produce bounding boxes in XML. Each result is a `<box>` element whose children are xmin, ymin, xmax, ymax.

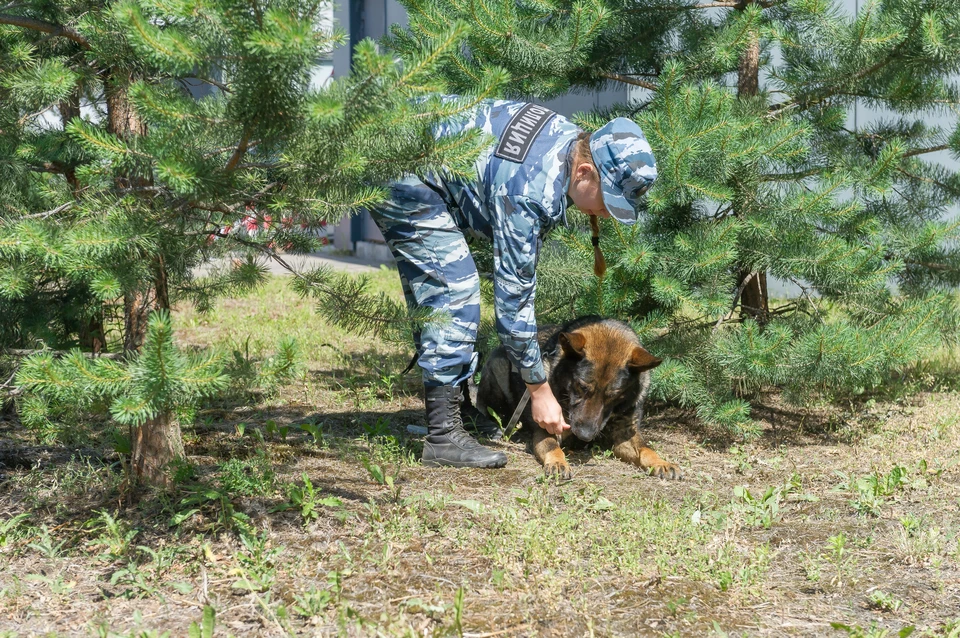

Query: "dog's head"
<box><xmin>552</xmin><ymin>323</ymin><xmax>661</xmax><ymax>442</ymax></box>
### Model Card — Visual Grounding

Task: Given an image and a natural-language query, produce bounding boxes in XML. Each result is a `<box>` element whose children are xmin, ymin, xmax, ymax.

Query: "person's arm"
<box><xmin>526</xmin><ymin>379</ymin><xmax>569</xmax><ymax>436</ymax></box>
<box><xmin>493</xmin><ymin>196</ymin><xmax>570</xmax><ymax>435</ymax></box>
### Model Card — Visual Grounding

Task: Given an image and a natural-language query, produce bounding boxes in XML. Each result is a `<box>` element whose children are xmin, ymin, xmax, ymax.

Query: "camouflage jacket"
<box><xmin>423</xmin><ymin>99</ymin><xmax>582</xmax><ymax>385</ymax></box>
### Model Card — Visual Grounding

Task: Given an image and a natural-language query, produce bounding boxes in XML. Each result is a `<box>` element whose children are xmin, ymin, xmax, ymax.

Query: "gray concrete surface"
<box><xmin>196</xmin><ymin>245</ymin><xmax>394</xmax><ymax>278</ymax></box>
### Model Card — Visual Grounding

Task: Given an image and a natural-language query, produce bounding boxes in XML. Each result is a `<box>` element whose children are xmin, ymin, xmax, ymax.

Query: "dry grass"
<box><xmin>1</xmin><ymin>273</ymin><xmax>960</xmax><ymax>637</ymax></box>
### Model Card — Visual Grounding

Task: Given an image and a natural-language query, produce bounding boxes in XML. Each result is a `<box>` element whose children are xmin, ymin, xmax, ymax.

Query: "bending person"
<box><xmin>371</xmin><ymin>99</ymin><xmax>657</xmax><ymax>468</ymax></box>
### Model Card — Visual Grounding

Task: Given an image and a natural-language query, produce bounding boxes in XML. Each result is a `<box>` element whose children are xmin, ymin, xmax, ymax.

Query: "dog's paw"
<box><xmin>647</xmin><ymin>462</ymin><xmax>682</xmax><ymax>480</ymax></box>
<box><xmin>544</xmin><ymin>460</ymin><xmax>573</xmax><ymax>480</ymax></box>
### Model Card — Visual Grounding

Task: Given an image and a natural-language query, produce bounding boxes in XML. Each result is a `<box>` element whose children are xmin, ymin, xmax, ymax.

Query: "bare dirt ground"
<box><xmin>1</xmin><ymin>274</ymin><xmax>959</xmax><ymax>637</ymax></box>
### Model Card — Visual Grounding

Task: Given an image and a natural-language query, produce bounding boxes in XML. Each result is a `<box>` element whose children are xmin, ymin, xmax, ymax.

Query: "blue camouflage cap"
<box><xmin>589</xmin><ymin>117</ymin><xmax>657</xmax><ymax>225</ymax></box>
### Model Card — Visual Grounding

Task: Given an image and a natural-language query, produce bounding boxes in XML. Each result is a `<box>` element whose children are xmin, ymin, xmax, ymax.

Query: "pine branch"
<box><xmin>204</xmin><ymin>140</ymin><xmax>261</xmax><ymax>160</ymax></box>
<box><xmin>4</xmin><ymin>348</ymin><xmax>124</xmax><ymax>360</ymax></box>
<box><xmin>0</xmin><ymin>13</ymin><xmax>91</xmax><ymax>49</ymax></box>
<box><xmin>760</xmin><ymin>168</ymin><xmax>824</xmax><ymax>182</ymax></box>
<box><xmin>398</xmin><ymin>23</ymin><xmax>466</xmax><ymax>86</ymax></box>
<box><xmin>179</xmin><ymin>76</ymin><xmax>231</xmax><ymax>94</ymax></box>
<box><xmin>714</xmin><ymin>272</ymin><xmax>754</xmax><ymax>332</ymax></box>
<box><xmin>831</xmin><ymin>91</ymin><xmax>960</xmax><ymax>106</ymax></box>
<box><xmin>234</xmin><ymin>162</ymin><xmax>280</xmax><ymax>170</ymax></box>
<box><xmin>20</xmin><ymin>202</ymin><xmax>74</xmax><ymax>219</ymax></box>
<box><xmin>903</xmin><ymin>144</ymin><xmax>952</xmax><ymax>158</ymax></box>
<box><xmin>779</xmin><ymin>25</ymin><xmax>926</xmax><ymax>113</ymax></box>
<box><xmin>626</xmin><ymin>0</ymin><xmax>783</xmax><ymax>12</ymax></box>
<box><xmin>0</xmin><ymin>369</ymin><xmax>17</xmax><ymax>390</ymax></box>
<box><xmin>225</xmin><ymin>129</ymin><xmax>252</xmax><ymax>171</ymax></box>
<box><xmin>68</xmin><ymin>121</ymin><xmax>147</xmax><ymax>158</ymax></box>
<box><xmin>188</xmin><ymin>201</ymin><xmax>236</xmax><ymax>215</ymax></box>
<box><xmin>26</xmin><ymin>161</ymin><xmax>70</xmax><ymax>176</ymax></box>
<box><xmin>17</xmin><ymin>103</ymin><xmax>58</xmax><ymax>126</ymax></box>
<box><xmin>628</xmin><ymin>2</ymin><xmax>741</xmax><ymax>11</ymax></box>
<box><xmin>897</xmin><ymin>167</ymin><xmax>960</xmax><ymax>197</ymax></box>
<box><xmin>600</xmin><ymin>72</ymin><xmax>658</xmax><ymax>92</ymax></box>
<box><xmin>903</xmin><ymin>259</ymin><xmax>956</xmax><ymax>273</ymax></box>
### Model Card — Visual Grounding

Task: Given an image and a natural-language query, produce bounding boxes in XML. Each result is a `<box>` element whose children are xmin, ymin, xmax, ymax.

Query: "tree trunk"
<box><xmin>123</xmin><ymin>277</ymin><xmax>177</xmax><ymax>486</ymax></box>
<box><xmin>735</xmin><ymin>23</ymin><xmax>769</xmax><ymax>322</ymax></box>
<box><xmin>154</xmin><ymin>254</ymin><xmax>170</xmax><ymax>311</ymax></box>
<box><xmin>123</xmin><ymin>289</ymin><xmax>152</xmax><ymax>353</ymax></box>
<box><xmin>105</xmin><ymin>69</ymin><xmax>149</xmax><ymax>191</ymax></box>
<box><xmin>737</xmin><ymin>32</ymin><xmax>760</xmax><ymax>96</ymax></box>
<box><xmin>738</xmin><ymin>269</ymin><xmax>769</xmax><ymax>319</ymax></box>
<box><xmin>105</xmin><ymin>70</ymin><xmax>180</xmax><ymax>486</ymax></box>
<box><xmin>59</xmin><ymin>91</ymin><xmax>81</xmax><ymax>194</ymax></box>
<box><xmin>63</xmin><ymin>88</ymin><xmax>108</xmax><ymax>352</ymax></box>
<box><xmin>78</xmin><ymin>311</ymin><xmax>106</xmax><ymax>354</ymax></box>
<box><xmin>105</xmin><ymin>70</ymin><xmax>147</xmax><ymax>138</ymax></box>
<box><xmin>122</xmin><ymin>258</ymin><xmax>171</xmax><ymax>353</ymax></box>
<box><xmin>107</xmin><ymin>68</ymin><xmax>152</xmax><ymax>356</ymax></box>
<box><xmin>130</xmin><ymin>413</ymin><xmax>183</xmax><ymax>488</ymax></box>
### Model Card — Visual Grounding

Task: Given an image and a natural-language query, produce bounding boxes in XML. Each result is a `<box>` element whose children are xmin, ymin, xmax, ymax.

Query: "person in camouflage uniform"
<box><xmin>371</xmin><ymin>99</ymin><xmax>657</xmax><ymax>468</ymax></box>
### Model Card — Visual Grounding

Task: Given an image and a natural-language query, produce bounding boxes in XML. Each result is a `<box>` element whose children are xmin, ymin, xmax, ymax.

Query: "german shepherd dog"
<box><xmin>476</xmin><ymin>317</ymin><xmax>681</xmax><ymax>480</ymax></box>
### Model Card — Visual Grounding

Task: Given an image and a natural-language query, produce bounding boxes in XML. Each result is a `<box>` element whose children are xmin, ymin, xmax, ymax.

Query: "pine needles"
<box><xmin>401</xmin><ymin>0</ymin><xmax>960</xmax><ymax>435</ymax></box>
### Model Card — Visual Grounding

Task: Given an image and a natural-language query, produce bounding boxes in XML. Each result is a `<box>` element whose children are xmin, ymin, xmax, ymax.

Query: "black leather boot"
<box><xmin>422</xmin><ymin>385</ymin><xmax>507</xmax><ymax>468</ymax></box>
<box><xmin>458</xmin><ymin>381</ymin><xmax>504</xmax><ymax>441</ymax></box>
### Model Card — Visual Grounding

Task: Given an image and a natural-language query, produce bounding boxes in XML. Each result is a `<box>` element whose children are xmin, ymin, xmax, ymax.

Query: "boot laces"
<box><xmin>448</xmin><ymin>424</ymin><xmax>482</xmax><ymax>449</ymax></box>
<box><xmin>426</xmin><ymin>387</ymin><xmax>484</xmax><ymax>450</ymax></box>
<box><xmin>446</xmin><ymin>401</ymin><xmax>482</xmax><ymax>448</ymax></box>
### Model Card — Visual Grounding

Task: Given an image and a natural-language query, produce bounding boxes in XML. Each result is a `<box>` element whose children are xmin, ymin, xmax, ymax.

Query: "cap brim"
<box><xmin>589</xmin><ymin>117</ymin><xmax>656</xmax><ymax>226</ymax></box>
<box><xmin>600</xmin><ymin>186</ymin><xmax>638</xmax><ymax>225</ymax></box>
<box><xmin>592</xmin><ymin>134</ymin><xmax>640</xmax><ymax>226</ymax></box>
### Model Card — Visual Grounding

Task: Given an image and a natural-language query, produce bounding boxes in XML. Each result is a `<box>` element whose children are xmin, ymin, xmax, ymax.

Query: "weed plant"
<box><xmin>273</xmin><ymin>473</ymin><xmax>344</xmax><ymax>526</ymax></box>
<box><xmin>216</xmin><ymin>450</ymin><xmax>277</xmax><ymax>497</ymax></box>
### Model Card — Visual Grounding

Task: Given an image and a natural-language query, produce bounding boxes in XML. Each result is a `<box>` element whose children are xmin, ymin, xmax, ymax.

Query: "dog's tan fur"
<box><xmin>477</xmin><ymin>317</ymin><xmax>681</xmax><ymax>479</ymax></box>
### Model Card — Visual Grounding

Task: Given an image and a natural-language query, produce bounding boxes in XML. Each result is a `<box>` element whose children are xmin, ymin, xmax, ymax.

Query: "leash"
<box><xmin>505</xmin><ymin>388</ymin><xmax>530</xmax><ymax>432</ymax></box>
<box><xmin>504</xmin><ymin>388</ymin><xmax>564</xmax><ymax>447</ymax></box>
<box><xmin>400</xmin><ymin>352</ymin><xmax>419</xmax><ymax>375</ymax></box>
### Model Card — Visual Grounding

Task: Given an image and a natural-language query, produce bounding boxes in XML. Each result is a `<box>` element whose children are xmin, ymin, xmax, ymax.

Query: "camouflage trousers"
<box><xmin>370</xmin><ymin>176</ymin><xmax>482</xmax><ymax>388</ymax></box>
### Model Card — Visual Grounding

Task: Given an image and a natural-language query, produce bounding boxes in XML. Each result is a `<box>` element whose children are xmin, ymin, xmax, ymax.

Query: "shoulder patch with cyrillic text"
<box><xmin>494</xmin><ymin>104</ymin><xmax>556</xmax><ymax>163</ymax></box>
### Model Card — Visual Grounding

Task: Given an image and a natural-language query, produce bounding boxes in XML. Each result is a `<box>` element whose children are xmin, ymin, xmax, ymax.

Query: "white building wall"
<box><xmin>844</xmin><ymin>0</ymin><xmax>957</xmax><ymax>176</ymax></box>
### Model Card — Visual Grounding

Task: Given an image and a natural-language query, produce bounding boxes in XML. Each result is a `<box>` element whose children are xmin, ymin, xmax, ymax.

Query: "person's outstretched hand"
<box><xmin>526</xmin><ymin>381</ymin><xmax>570</xmax><ymax>436</ymax></box>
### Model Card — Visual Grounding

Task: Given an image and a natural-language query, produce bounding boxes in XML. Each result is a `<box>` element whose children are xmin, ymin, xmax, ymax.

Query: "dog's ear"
<box><xmin>628</xmin><ymin>346</ymin><xmax>661</xmax><ymax>372</ymax></box>
<box><xmin>559</xmin><ymin>331</ymin><xmax>586</xmax><ymax>359</ymax></box>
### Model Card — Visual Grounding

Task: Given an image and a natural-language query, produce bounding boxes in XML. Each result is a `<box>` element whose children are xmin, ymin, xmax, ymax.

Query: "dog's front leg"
<box><xmin>532</xmin><ymin>427</ymin><xmax>572</xmax><ymax>479</ymax></box>
<box><xmin>611</xmin><ymin>425</ymin><xmax>682</xmax><ymax>480</ymax></box>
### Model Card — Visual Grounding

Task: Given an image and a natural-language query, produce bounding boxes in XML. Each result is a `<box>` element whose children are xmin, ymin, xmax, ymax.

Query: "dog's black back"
<box><xmin>475</xmin><ymin>316</ymin><xmax>661</xmax><ymax>446</ymax></box>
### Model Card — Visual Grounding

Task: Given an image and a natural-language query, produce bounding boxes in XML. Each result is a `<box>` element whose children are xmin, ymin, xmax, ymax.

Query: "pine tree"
<box><xmin>395</xmin><ymin>0</ymin><xmax>960</xmax><ymax>435</ymax></box>
<box><xmin>15</xmin><ymin>311</ymin><xmax>229</xmax><ymax>484</ymax></box>
<box><xmin>0</xmin><ymin>1</ymin><xmax>501</xmax><ymax>482</ymax></box>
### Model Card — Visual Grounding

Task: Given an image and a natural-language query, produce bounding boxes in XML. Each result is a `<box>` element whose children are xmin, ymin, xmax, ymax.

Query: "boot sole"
<box><xmin>422</xmin><ymin>457</ymin><xmax>507</xmax><ymax>469</ymax></box>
